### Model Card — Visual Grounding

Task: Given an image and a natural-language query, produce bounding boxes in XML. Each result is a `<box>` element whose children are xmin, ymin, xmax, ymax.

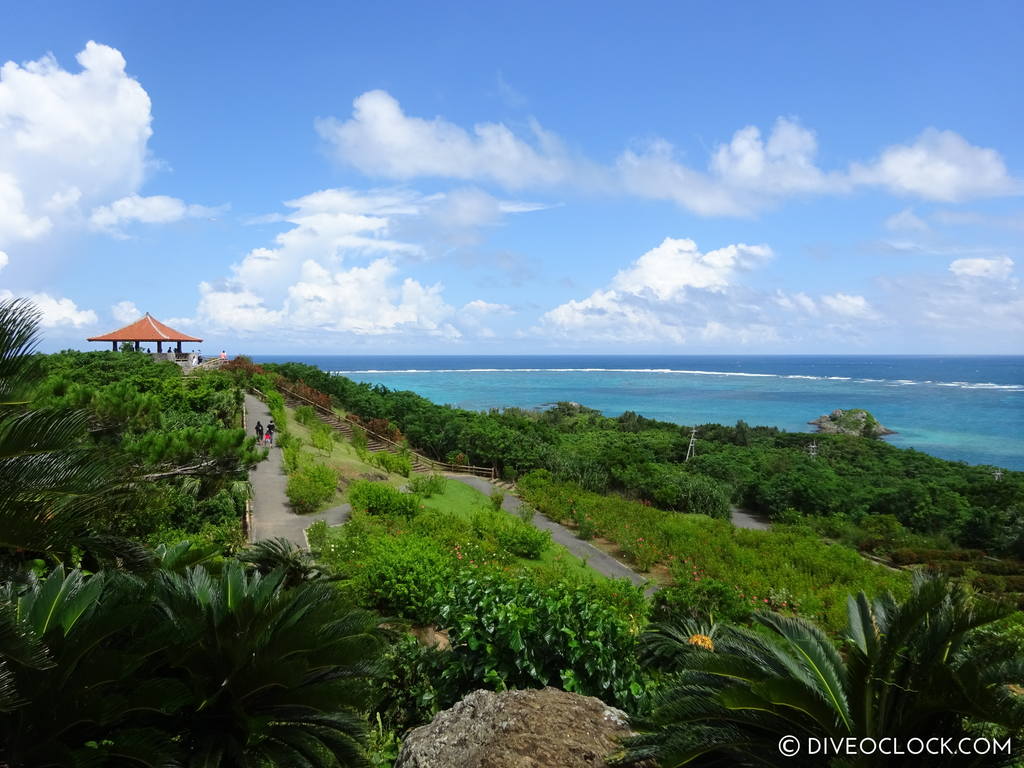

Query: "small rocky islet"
<box><xmin>808</xmin><ymin>408</ymin><xmax>895</xmax><ymax>438</ymax></box>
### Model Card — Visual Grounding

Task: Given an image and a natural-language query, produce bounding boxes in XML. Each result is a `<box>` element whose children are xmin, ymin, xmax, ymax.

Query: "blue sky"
<box><xmin>1</xmin><ymin>1</ymin><xmax>1021</xmax><ymax>353</ymax></box>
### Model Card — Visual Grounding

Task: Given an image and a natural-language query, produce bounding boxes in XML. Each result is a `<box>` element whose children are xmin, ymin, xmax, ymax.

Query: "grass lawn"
<box><xmin>419</xmin><ymin>477</ymin><xmax>606</xmax><ymax>584</ymax></box>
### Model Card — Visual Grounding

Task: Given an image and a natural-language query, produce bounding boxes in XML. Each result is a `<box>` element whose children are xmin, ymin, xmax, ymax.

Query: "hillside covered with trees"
<box><xmin>2</xmin><ymin>299</ymin><xmax>1023</xmax><ymax>767</ymax></box>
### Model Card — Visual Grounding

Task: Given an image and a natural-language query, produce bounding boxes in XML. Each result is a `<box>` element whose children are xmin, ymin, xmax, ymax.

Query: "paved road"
<box><xmin>244</xmin><ymin>393</ymin><xmax>350</xmax><ymax>547</ymax></box>
<box><xmin>730</xmin><ymin>507</ymin><xmax>771</xmax><ymax>530</ymax></box>
<box><xmin>447</xmin><ymin>475</ymin><xmax>656</xmax><ymax>593</ymax></box>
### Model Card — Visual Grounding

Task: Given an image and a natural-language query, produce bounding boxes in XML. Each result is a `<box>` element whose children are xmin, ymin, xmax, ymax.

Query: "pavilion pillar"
<box><xmin>112</xmin><ymin>341</ymin><xmax>117</xmax><ymax>351</ymax></box>
<box><xmin>157</xmin><ymin>341</ymin><xmax>163</xmax><ymax>353</ymax></box>
<box><xmin>176</xmin><ymin>341</ymin><xmax>182</xmax><ymax>354</ymax></box>
<box><xmin>134</xmin><ymin>341</ymin><xmax>140</xmax><ymax>351</ymax></box>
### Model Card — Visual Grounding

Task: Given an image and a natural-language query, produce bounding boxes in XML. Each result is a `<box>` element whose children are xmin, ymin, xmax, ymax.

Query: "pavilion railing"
<box><xmin>272</xmin><ymin>384</ymin><xmax>497</xmax><ymax>481</ymax></box>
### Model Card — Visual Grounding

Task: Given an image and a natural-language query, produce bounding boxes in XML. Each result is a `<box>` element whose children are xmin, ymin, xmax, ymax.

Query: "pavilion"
<box><xmin>87</xmin><ymin>313</ymin><xmax>203</xmax><ymax>354</ymax></box>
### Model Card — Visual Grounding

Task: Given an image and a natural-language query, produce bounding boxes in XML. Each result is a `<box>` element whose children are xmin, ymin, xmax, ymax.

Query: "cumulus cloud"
<box><xmin>0</xmin><ymin>250</ymin><xmax>7</xmax><ymax>271</ymax></box>
<box><xmin>0</xmin><ymin>41</ymin><xmax>215</xmax><ymax>258</ymax></box>
<box><xmin>611</xmin><ymin>238</ymin><xmax>772</xmax><ymax>298</ymax></box>
<box><xmin>318</xmin><ymin>93</ymin><xmax>1018</xmax><ymax>217</ymax></box>
<box><xmin>190</xmin><ymin>187</ymin><xmax>514</xmax><ymax>340</ymax></box>
<box><xmin>111</xmin><ymin>300</ymin><xmax>141</xmax><ymax>324</ymax></box>
<box><xmin>89</xmin><ymin>195</ymin><xmax>220</xmax><ymax>236</ymax></box>
<box><xmin>851</xmin><ymin>129</ymin><xmax>1018</xmax><ymax>202</ymax></box>
<box><xmin>316</xmin><ymin>90</ymin><xmax>589</xmax><ymax>189</ymax></box>
<box><xmin>0</xmin><ymin>290</ymin><xmax>97</xmax><ymax>327</ymax></box>
<box><xmin>0</xmin><ymin>42</ymin><xmax>151</xmax><ymax>245</ymax></box>
<box><xmin>539</xmin><ymin>238</ymin><xmax>778</xmax><ymax>344</ymax></box>
<box><xmin>949</xmin><ymin>255</ymin><xmax>1014</xmax><ymax>280</ymax></box>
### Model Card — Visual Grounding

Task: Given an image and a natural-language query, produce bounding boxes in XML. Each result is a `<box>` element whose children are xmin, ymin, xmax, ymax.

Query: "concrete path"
<box><xmin>730</xmin><ymin>507</ymin><xmax>771</xmax><ymax>530</ymax></box>
<box><xmin>447</xmin><ymin>474</ymin><xmax>655</xmax><ymax>593</ymax></box>
<box><xmin>244</xmin><ymin>393</ymin><xmax>350</xmax><ymax>547</ymax></box>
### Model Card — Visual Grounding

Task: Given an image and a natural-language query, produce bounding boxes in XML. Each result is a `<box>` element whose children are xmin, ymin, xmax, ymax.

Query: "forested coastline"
<box><xmin>3</xmin><ymin>299</ymin><xmax>1024</xmax><ymax>767</ymax></box>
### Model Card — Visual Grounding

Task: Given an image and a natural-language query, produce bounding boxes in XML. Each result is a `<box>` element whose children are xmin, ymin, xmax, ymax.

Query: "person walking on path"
<box><xmin>255</xmin><ymin>420</ymin><xmax>264</xmax><ymax>442</ymax></box>
<box><xmin>266</xmin><ymin>420</ymin><xmax>276</xmax><ymax>446</ymax></box>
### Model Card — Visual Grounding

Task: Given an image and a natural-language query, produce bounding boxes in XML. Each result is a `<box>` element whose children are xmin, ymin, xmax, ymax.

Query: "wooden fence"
<box><xmin>275</xmin><ymin>384</ymin><xmax>496</xmax><ymax>480</ymax></box>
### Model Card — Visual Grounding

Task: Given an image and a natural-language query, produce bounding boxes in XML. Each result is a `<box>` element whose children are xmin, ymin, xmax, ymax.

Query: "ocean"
<box><xmin>251</xmin><ymin>355</ymin><xmax>1024</xmax><ymax>471</ymax></box>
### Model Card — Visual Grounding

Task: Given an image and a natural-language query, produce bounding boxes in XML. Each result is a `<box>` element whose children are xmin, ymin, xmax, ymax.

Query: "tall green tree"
<box><xmin>625</xmin><ymin>576</ymin><xmax>1024</xmax><ymax>767</ymax></box>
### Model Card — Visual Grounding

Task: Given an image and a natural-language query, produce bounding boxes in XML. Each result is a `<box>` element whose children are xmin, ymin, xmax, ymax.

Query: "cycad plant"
<box><xmin>0</xmin><ymin>561</ymin><xmax>384</xmax><ymax>767</ymax></box>
<box><xmin>0</xmin><ymin>298</ymin><xmax>147</xmax><ymax>573</ymax></box>
<box><xmin>153</xmin><ymin>560</ymin><xmax>383</xmax><ymax>766</ymax></box>
<box><xmin>625</xmin><ymin>575</ymin><xmax>1024</xmax><ymax>767</ymax></box>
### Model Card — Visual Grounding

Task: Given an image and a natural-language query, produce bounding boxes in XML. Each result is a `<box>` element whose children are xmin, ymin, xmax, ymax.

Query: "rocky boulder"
<box><xmin>394</xmin><ymin>687</ymin><xmax>638</xmax><ymax>768</ymax></box>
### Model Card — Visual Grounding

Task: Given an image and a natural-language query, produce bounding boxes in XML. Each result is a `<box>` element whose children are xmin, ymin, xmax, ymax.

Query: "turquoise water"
<box><xmin>253</xmin><ymin>355</ymin><xmax>1024</xmax><ymax>470</ymax></box>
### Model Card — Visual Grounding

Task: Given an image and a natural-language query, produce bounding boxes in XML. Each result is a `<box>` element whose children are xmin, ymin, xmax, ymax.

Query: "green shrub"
<box><xmin>348</xmin><ymin>479</ymin><xmax>420</xmax><ymax>517</ymax></box>
<box><xmin>306</xmin><ymin>519</ymin><xmax>329</xmax><ymax>550</ymax></box>
<box><xmin>294</xmin><ymin>405</ymin><xmax>316</xmax><ymax>426</ymax></box>
<box><xmin>408</xmin><ymin>473</ymin><xmax>447</xmax><ymax>497</ymax></box>
<box><xmin>369</xmin><ymin>451</ymin><xmax>413</xmax><ymax>477</ymax></box>
<box><xmin>286</xmin><ymin>462</ymin><xmax>338</xmax><ymax>513</ymax></box>
<box><xmin>351</xmin><ymin>424</ymin><xmax>368</xmax><ymax>451</ymax></box>
<box><xmin>856</xmin><ymin>514</ymin><xmax>908</xmax><ymax>553</ymax></box>
<box><xmin>430</xmin><ymin>568</ymin><xmax>646</xmax><ymax>710</ymax></box>
<box><xmin>352</xmin><ymin>533</ymin><xmax>456</xmax><ymax>622</ymax></box>
<box><xmin>310</xmin><ymin>422</ymin><xmax>334</xmax><ymax>454</ymax></box>
<box><xmin>282</xmin><ymin>441</ymin><xmax>305</xmax><ymax>473</ymax></box>
<box><xmin>890</xmin><ymin>547</ymin><xmax>986</xmax><ymax>565</ymax></box>
<box><xmin>472</xmin><ymin>510</ymin><xmax>550</xmax><ymax>560</ymax></box>
<box><xmin>489</xmin><ymin>489</ymin><xmax>505</xmax><ymax>511</ymax></box>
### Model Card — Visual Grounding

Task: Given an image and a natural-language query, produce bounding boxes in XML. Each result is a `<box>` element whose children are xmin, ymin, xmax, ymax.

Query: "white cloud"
<box><xmin>0</xmin><ymin>42</ymin><xmax>152</xmax><ymax>246</ymax></box>
<box><xmin>192</xmin><ymin>188</ymin><xmax>479</xmax><ymax>339</ymax></box>
<box><xmin>111</xmin><ymin>300</ymin><xmax>140</xmax><ymax>324</ymax></box>
<box><xmin>0</xmin><ymin>290</ymin><xmax>97</xmax><ymax>327</ymax></box>
<box><xmin>317</xmin><ymin>92</ymin><xmax>1018</xmax><ymax>217</ymax></box>
<box><xmin>820</xmin><ymin>293</ymin><xmax>877</xmax><ymax>318</ymax></box>
<box><xmin>618</xmin><ymin>118</ymin><xmax>841</xmax><ymax>216</ymax></box>
<box><xmin>316</xmin><ymin>90</ymin><xmax>587</xmax><ymax>189</ymax></box>
<box><xmin>0</xmin><ymin>250</ymin><xmax>7</xmax><ymax>271</ymax></box>
<box><xmin>540</xmin><ymin>238</ymin><xmax>776</xmax><ymax>344</ymax></box>
<box><xmin>611</xmin><ymin>238</ymin><xmax>772</xmax><ymax>299</ymax></box>
<box><xmin>462</xmin><ymin>299</ymin><xmax>514</xmax><ymax>315</ymax></box>
<box><xmin>89</xmin><ymin>194</ymin><xmax>219</xmax><ymax>236</ymax></box>
<box><xmin>774</xmin><ymin>290</ymin><xmax>818</xmax><ymax>314</ymax></box>
<box><xmin>885</xmin><ymin>208</ymin><xmax>929</xmax><ymax>232</ymax></box>
<box><xmin>851</xmin><ymin>129</ymin><xmax>1018</xmax><ymax>202</ymax></box>
<box><xmin>949</xmin><ymin>256</ymin><xmax>1014</xmax><ymax>280</ymax></box>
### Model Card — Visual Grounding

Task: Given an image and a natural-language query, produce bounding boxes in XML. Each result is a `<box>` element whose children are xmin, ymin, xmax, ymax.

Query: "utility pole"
<box><xmin>993</xmin><ymin>469</ymin><xmax>1004</xmax><ymax>482</ymax></box>
<box><xmin>685</xmin><ymin>426</ymin><xmax>697</xmax><ymax>462</ymax></box>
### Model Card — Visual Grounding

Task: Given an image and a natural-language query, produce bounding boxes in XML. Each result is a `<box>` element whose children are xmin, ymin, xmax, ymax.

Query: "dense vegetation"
<box><xmin>2</xmin><ymin>302</ymin><xmax>1022</xmax><ymax>768</ymax></box>
<box><xmin>517</xmin><ymin>471</ymin><xmax>908</xmax><ymax>631</ymax></box>
<box><xmin>264</xmin><ymin>362</ymin><xmax>1024</xmax><ymax>556</ymax></box>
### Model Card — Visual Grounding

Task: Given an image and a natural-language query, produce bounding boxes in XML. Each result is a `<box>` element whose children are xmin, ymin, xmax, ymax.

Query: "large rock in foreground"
<box><xmin>809</xmin><ymin>408</ymin><xmax>895</xmax><ymax>437</ymax></box>
<box><xmin>395</xmin><ymin>687</ymin><xmax>635</xmax><ymax>768</ymax></box>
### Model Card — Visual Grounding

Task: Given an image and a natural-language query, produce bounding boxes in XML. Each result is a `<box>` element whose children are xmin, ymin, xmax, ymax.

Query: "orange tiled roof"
<box><xmin>87</xmin><ymin>313</ymin><xmax>203</xmax><ymax>343</ymax></box>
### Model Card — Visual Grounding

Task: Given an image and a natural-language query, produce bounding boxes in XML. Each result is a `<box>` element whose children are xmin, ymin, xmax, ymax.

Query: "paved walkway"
<box><xmin>244</xmin><ymin>393</ymin><xmax>350</xmax><ymax>547</ymax></box>
<box><xmin>447</xmin><ymin>474</ymin><xmax>655</xmax><ymax>593</ymax></box>
<box><xmin>730</xmin><ymin>507</ymin><xmax>771</xmax><ymax>530</ymax></box>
